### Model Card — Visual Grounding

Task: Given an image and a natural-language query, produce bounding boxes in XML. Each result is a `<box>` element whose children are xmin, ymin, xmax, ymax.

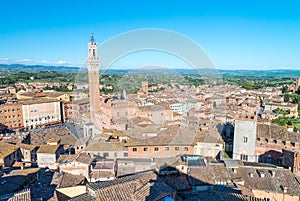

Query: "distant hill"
<box><xmin>0</xmin><ymin>63</ymin><xmax>80</xmax><ymax>73</ymax></box>
<box><xmin>1</xmin><ymin>63</ymin><xmax>300</xmax><ymax>77</ymax></box>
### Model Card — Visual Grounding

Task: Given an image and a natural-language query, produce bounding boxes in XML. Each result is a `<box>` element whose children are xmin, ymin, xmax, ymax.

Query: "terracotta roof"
<box><xmin>85</xmin><ymin>141</ymin><xmax>127</xmax><ymax>152</ymax></box>
<box><xmin>238</xmin><ymin>167</ymin><xmax>300</xmax><ymax>196</ymax></box>
<box><xmin>18</xmin><ymin>143</ymin><xmax>36</xmax><ymax>151</ymax></box>
<box><xmin>182</xmin><ymin>191</ymin><xmax>264</xmax><ymax>201</ymax></box>
<box><xmin>0</xmin><ymin>141</ymin><xmax>19</xmax><ymax>158</ymax></box>
<box><xmin>130</xmin><ymin>116</ymin><xmax>153</xmax><ymax>125</ymax></box>
<box><xmin>103</xmin><ymin>129</ymin><xmax>127</xmax><ymax>137</ymax></box>
<box><xmin>57</xmin><ymin>172</ymin><xmax>87</xmax><ymax>188</ymax></box>
<box><xmin>57</xmin><ymin>153</ymin><xmax>93</xmax><ymax>165</ymax></box>
<box><xmin>90</xmin><ymin>171</ymin><xmax>115</xmax><ymax>179</ymax></box>
<box><xmin>127</xmin><ymin>125</ymin><xmax>195</xmax><ymax>146</ymax></box>
<box><xmin>160</xmin><ymin>174</ymin><xmax>192</xmax><ymax>191</ymax></box>
<box><xmin>68</xmin><ymin>193</ymin><xmax>96</xmax><ymax>201</ymax></box>
<box><xmin>189</xmin><ymin>164</ymin><xmax>233</xmax><ymax>186</ymax></box>
<box><xmin>93</xmin><ymin>161</ymin><xmax>114</xmax><ymax>170</ymax></box>
<box><xmin>88</xmin><ymin>170</ymin><xmax>175</xmax><ymax>201</ymax></box>
<box><xmin>21</xmin><ymin>98</ymin><xmax>60</xmax><ymax>105</ymax></box>
<box><xmin>257</xmin><ymin>123</ymin><xmax>300</xmax><ymax>143</ymax></box>
<box><xmin>70</xmin><ymin>98</ymin><xmax>89</xmax><ymax>105</ymax></box>
<box><xmin>75</xmin><ymin>153</ymin><xmax>94</xmax><ymax>164</ymax></box>
<box><xmin>37</xmin><ymin>144</ymin><xmax>60</xmax><ymax>154</ymax></box>
<box><xmin>57</xmin><ymin>154</ymin><xmax>77</xmax><ymax>163</ymax></box>
<box><xmin>45</xmin><ymin>92</ymin><xmax>68</xmax><ymax>98</ymax></box>
<box><xmin>47</xmin><ymin>138</ymin><xmax>61</xmax><ymax>143</ymax></box>
<box><xmin>189</xmin><ymin>162</ymin><xmax>300</xmax><ymax>196</ymax></box>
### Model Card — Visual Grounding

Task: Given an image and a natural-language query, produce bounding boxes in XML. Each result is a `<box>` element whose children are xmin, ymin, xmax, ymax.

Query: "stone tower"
<box><xmin>296</xmin><ymin>77</ymin><xmax>300</xmax><ymax>92</ymax></box>
<box><xmin>141</xmin><ymin>81</ymin><xmax>148</xmax><ymax>96</ymax></box>
<box><xmin>86</xmin><ymin>34</ymin><xmax>100</xmax><ymax>122</ymax></box>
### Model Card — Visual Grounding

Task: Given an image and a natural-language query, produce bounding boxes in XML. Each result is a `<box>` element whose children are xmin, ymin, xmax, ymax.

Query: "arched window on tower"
<box><xmin>93</xmin><ymin>49</ymin><xmax>96</xmax><ymax>57</ymax></box>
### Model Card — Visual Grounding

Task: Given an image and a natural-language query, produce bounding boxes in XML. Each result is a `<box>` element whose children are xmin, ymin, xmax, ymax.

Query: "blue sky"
<box><xmin>0</xmin><ymin>0</ymin><xmax>300</xmax><ymax>69</ymax></box>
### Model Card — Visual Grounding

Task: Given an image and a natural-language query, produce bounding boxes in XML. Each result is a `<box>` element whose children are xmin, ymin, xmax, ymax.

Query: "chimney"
<box><xmin>249</xmin><ymin>172</ymin><xmax>254</xmax><ymax>177</ymax></box>
<box><xmin>232</xmin><ymin>168</ymin><xmax>237</xmax><ymax>174</ymax></box>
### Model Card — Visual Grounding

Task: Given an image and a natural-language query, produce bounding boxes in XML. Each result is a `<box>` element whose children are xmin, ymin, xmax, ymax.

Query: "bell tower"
<box><xmin>86</xmin><ymin>34</ymin><xmax>100</xmax><ymax>122</ymax></box>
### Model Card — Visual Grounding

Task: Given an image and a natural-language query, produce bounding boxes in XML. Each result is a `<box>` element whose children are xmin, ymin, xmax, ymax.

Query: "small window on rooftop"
<box><xmin>132</xmin><ymin>148</ymin><xmax>137</xmax><ymax>152</ymax></box>
<box><xmin>144</xmin><ymin>147</ymin><xmax>149</xmax><ymax>152</ymax></box>
<box><xmin>242</xmin><ymin>137</ymin><xmax>248</xmax><ymax>143</ymax></box>
<box><xmin>165</xmin><ymin>147</ymin><xmax>169</xmax><ymax>151</ymax></box>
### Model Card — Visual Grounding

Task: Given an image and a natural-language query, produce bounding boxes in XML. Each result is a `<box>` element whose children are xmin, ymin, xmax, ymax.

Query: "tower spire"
<box><xmin>90</xmin><ymin>33</ymin><xmax>95</xmax><ymax>43</ymax></box>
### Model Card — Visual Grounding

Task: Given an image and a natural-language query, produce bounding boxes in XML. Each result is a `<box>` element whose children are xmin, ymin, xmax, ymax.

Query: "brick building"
<box><xmin>0</xmin><ymin>103</ymin><xmax>23</xmax><ymax>131</ymax></box>
<box><xmin>64</xmin><ymin>98</ymin><xmax>89</xmax><ymax>123</ymax></box>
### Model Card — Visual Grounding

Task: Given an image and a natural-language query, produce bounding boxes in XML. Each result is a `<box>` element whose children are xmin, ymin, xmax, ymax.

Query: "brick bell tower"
<box><xmin>86</xmin><ymin>34</ymin><xmax>100</xmax><ymax>122</ymax></box>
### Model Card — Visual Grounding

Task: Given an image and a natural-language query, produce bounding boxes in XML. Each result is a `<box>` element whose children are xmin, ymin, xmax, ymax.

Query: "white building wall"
<box><xmin>37</xmin><ymin>153</ymin><xmax>57</xmax><ymax>169</ymax></box>
<box><xmin>22</xmin><ymin>101</ymin><xmax>61</xmax><ymax>128</ymax></box>
<box><xmin>233</xmin><ymin>120</ymin><xmax>257</xmax><ymax>162</ymax></box>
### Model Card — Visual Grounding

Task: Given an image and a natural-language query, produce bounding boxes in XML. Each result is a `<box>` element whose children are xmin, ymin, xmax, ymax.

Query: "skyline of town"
<box><xmin>1</xmin><ymin>32</ymin><xmax>300</xmax><ymax>200</ymax></box>
<box><xmin>1</xmin><ymin>1</ymin><xmax>300</xmax><ymax>201</ymax></box>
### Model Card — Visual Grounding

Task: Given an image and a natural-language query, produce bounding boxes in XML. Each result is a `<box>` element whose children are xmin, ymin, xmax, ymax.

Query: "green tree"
<box><xmin>293</xmin><ymin>127</ymin><xmax>298</xmax><ymax>132</ymax></box>
<box><xmin>284</xmin><ymin>94</ymin><xmax>290</xmax><ymax>102</ymax></box>
<box><xmin>282</xmin><ymin>85</ymin><xmax>288</xmax><ymax>94</ymax></box>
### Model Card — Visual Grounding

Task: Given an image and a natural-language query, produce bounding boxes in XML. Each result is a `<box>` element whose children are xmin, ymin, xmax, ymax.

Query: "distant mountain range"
<box><xmin>0</xmin><ymin>63</ymin><xmax>300</xmax><ymax>77</ymax></box>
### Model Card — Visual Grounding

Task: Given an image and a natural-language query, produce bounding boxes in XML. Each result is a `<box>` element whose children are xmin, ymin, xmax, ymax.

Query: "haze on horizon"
<box><xmin>0</xmin><ymin>0</ymin><xmax>300</xmax><ymax>70</ymax></box>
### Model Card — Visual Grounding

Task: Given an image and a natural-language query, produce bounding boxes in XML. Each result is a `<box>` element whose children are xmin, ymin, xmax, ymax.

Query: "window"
<box><xmin>103</xmin><ymin>152</ymin><xmax>109</xmax><ymax>158</ymax></box>
<box><xmin>132</xmin><ymin>148</ymin><xmax>137</xmax><ymax>152</ymax></box>
<box><xmin>242</xmin><ymin>137</ymin><xmax>248</xmax><ymax>143</ymax></box>
<box><xmin>240</xmin><ymin>154</ymin><xmax>248</xmax><ymax>161</ymax></box>
<box><xmin>154</xmin><ymin>147</ymin><xmax>159</xmax><ymax>151</ymax></box>
<box><xmin>144</xmin><ymin>147</ymin><xmax>149</xmax><ymax>152</ymax></box>
<box><xmin>175</xmin><ymin>147</ymin><xmax>179</xmax><ymax>151</ymax></box>
<box><xmin>124</xmin><ymin>153</ymin><xmax>128</xmax><ymax>157</ymax></box>
<box><xmin>165</xmin><ymin>147</ymin><xmax>169</xmax><ymax>151</ymax></box>
<box><xmin>184</xmin><ymin>147</ymin><xmax>189</xmax><ymax>151</ymax></box>
<box><xmin>114</xmin><ymin>152</ymin><xmax>117</xmax><ymax>157</ymax></box>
